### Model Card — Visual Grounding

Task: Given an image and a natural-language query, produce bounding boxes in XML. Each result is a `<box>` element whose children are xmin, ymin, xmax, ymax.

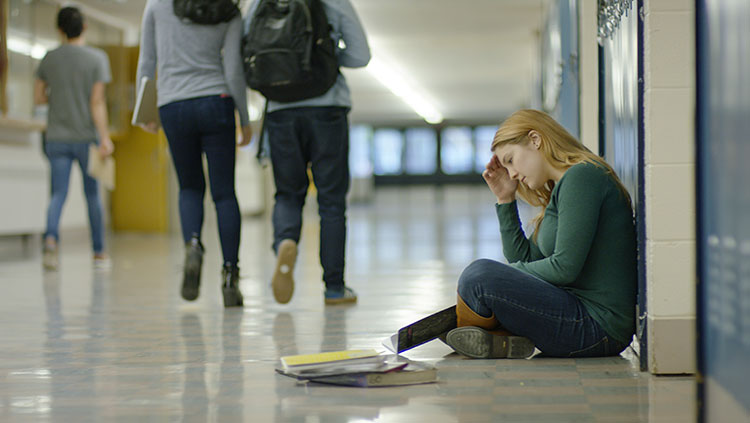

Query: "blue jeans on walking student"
<box><xmin>457</xmin><ymin>259</ymin><xmax>630</xmax><ymax>357</ymax></box>
<box><xmin>265</xmin><ymin>106</ymin><xmax>350</xmax><ymax>290</ymax></box>
<box><xmin>159</xmin><ymin>95</ymin><xmax>241</xmax><ymax>266</ymax></box>
<box><xmin>44</xmin><ymin>140</ymin><xmax>105</xmax><ymax>254</ymax></box>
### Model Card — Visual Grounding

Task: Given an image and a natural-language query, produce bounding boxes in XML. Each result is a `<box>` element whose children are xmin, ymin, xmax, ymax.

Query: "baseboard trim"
<box><xmin>647</xmin><ymin>315</ymin><xmax>696</xmax><ymax>374</ymax></box>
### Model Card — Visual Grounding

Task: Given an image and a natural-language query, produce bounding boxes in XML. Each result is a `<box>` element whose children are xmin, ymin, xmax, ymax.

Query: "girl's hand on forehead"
<box><xmin>482</xmin><ymin>156</ymin><xmax>517</xmax><ymax>203</ymax></box>
<box><xmin>485</xmin><ymin>154</ymin><xmax>502</xmax><ymax>173</ymax></box>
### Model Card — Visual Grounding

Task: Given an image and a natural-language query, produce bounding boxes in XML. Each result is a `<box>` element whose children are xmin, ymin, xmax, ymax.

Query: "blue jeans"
<box><xmin>458</xmin><ymin>259</ymin><xmax>630</xmax><ymax>357</ymax></box>
<box><xmin>265</xmin><ymin>107</ymin><xmax>350</xmax><ymax>290</ymax></box>
<box><xmin>44</xmin><ymin>141</ymin><xmax>105</xmax><ymax>254</ymax></box>
<box><xmin>159</xmin><ymin>95</ymin><xmax>241</xmax><ymax>266</ymax></box>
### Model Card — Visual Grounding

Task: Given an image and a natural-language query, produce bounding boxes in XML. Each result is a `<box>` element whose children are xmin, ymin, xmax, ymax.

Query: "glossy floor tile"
<box><xmin>0</xmin><ymin>186</ymin><xmax>695</xmax><ymax>422</ymax></box>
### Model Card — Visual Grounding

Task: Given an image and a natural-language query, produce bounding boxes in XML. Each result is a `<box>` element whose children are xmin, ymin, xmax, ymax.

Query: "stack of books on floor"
<box><xmin>276</xmin><ymin>349</ymin><xmax>437</xmax><ymax>387</ymax></box>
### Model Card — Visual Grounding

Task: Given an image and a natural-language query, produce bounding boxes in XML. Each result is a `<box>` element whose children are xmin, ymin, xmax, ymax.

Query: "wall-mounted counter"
<box><xmin>0</xmin><ymin>116</ymin><xmax>48</xmax><ymax>236</ymax></box>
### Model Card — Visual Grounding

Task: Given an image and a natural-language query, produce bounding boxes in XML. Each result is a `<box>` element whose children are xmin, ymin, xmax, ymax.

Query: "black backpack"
<box><xmin>173</xmin><ymin>0</ymin><xmax>240</xmax><ymax>25</ymax></box>
<box><xmin>242</xmin><ymin>0</ymin><xmax>339</xmax><ymax>102</ymax></box>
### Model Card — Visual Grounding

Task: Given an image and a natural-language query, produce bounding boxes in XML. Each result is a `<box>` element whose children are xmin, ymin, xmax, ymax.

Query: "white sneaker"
<box><xmin>93</xmin><ymin>254</ymin><xmax>111</xmax><ymax>270</ymax></box>
<box><xmin>272</xmin><ymin>239</ymin><xmax>297</xmax><ymax>304</ymax></box>
<box><xmin>42</xmin><ymin>246</ymin><xmax>58</xmax><ymax>271</ymax></box>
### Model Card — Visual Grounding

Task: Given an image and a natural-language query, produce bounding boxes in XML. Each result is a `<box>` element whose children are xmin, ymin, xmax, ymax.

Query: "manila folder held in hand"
<box><xmin>131</xmin><ymin>76</ymin><xmax>160</xmax><ymax>128</ymax></box>
<box><xmin>87</xmin><ymin>145</ymin><xmax>115</xmax><ymax>190</ymax></box>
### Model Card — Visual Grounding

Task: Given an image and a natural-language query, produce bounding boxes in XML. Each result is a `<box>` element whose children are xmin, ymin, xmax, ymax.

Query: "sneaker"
<box><xmin>93</xmin><ymin>253</ymin><xmax>112</xmax><ymax>270</ymax></box>
<box><xmin>445</xmin><ymin>326</ymin><xmax>535</xmax><ymax>359</ymax></box>
<box><xmin>272</xmin><ymin>239</ymin><xmax>297</xmax><ymax>304</ymax></box>
<box><xmin>324</xmin><ymin>286</ymin><xmax>357</xmax><ymax>305</ymax></box>
<box><xmin>181</xmin><ymin>236</ymin><xmax>204</xmax><ymax>301</ymax></box>
<box><xmin>42</xmin><ymin>244</ymin><xmax>58</xmax><ymax>271</ymax></box>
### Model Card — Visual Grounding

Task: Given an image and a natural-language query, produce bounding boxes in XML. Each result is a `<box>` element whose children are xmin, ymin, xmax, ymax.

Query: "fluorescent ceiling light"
<box><xmin>7</xmin><ymin>37</ymin><xmax>48</xmax><ymax>59</ymax></box>
<box><xmin>366</xmin><ymin>56</ymin><xmax>443</xmax><ymax>124</ymax></box>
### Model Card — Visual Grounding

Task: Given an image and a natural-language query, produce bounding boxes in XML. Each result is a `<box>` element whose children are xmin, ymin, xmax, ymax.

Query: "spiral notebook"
<box><xmin>381</xmin><ymin>305</ymin><xmax>457</xmax><ymax>353</ymax></box>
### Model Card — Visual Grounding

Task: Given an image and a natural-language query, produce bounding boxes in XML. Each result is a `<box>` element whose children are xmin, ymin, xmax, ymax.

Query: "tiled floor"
<box><xmin>0</xmin><ymin>186</ymin><xmax>695</xmax><ymax>422</ymax></box>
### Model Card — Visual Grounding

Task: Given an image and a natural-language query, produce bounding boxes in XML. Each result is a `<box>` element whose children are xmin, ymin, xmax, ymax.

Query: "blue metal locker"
<box><xmin>696</xmin><ymin>0</ymin><xmax>750</xmax><ymax>421</ymax></box>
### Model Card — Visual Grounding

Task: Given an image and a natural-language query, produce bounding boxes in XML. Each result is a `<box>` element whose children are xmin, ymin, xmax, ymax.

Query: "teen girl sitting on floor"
<box><xmin>445</xmin><ymin>109</ymin><xmax>637</xmax><ymax>359</ymax></box>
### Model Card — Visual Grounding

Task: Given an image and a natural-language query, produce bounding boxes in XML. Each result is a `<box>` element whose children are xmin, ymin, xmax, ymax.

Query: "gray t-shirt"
<box><xmin>36</xmin><ymin>44</ymin><xmax>112</xmax><ymax>142</ymax></box>
<box><xmin>135</xmin><ymin>0</ymin><xmax>249</xmax><ymax>126</ymax></box>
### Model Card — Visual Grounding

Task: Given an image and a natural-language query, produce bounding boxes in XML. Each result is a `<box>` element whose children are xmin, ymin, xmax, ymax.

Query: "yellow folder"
<box><xmin>280</xmin><ymin>349</ymin><xmax>381</xmax><ymax>370</ymax></box>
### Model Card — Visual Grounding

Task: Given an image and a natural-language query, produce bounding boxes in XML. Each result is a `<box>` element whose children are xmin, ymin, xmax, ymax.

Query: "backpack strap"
<box><xmin>256</xmin><ymin>101</ymin><xmax>270</xmax><ymax>166</ymax></box>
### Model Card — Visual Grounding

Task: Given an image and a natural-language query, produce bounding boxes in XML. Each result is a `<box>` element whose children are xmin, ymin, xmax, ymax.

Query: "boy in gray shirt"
<box><xmin>34</xmin><ymin>6</ymin><xmax>114</xmax><ymax>270</ymax></box>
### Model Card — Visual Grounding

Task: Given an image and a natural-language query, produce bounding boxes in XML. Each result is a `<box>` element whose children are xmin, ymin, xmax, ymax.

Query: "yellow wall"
<box><xmin>111</xmin><ymin>129</ymin><xmax>169</xmax><ymax>232</ymax></box>
<box><xmin>105</xmin><ymin>46</ymin><xmax>170</xmax><ymax>232</ymax></box>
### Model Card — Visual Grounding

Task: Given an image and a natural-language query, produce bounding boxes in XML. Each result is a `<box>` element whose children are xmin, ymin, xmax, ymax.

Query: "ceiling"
<box><xmin>75</xmin><ymin>0</ymin><xmax>547</xmax><ymax>126</ymax></box>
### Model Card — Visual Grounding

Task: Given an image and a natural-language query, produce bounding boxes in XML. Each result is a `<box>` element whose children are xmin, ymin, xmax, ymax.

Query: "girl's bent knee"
<box><xmin>457</xmin><ymin>259</ymin><xmax>496</xmax><ymax>297</ymax></box>
<box><xmin>460</xmin><ymin>259</ymin><xmax>498</xmax><ymax>282</ymax></box>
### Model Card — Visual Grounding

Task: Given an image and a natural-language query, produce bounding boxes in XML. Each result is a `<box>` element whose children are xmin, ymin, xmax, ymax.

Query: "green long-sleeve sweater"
<box><xmin>497</xmin><ymin>162</ymin><xmax>637</xmax><ymax>344</ymax></box>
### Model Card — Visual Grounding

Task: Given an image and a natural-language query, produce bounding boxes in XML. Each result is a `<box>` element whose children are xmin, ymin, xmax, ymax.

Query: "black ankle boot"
<box><xmin>181</xmin><ymin>235</ymin><xmax>203</xmax><ymax>301</ymax></box>
<box><xmin>222</xmin><ymin>264</ymin><xmax>243</xmax><ymax>307</ymax></box>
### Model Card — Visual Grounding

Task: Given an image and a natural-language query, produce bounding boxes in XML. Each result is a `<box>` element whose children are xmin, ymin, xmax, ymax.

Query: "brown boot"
<box><xmin>448</xmin><ymin>294</ymin><xmax>535</xmax><ymax>359</ymax></box>
<box><xmin>456</xmin><ymin>294</ymin><xmax>498</xmax><ymax>329</ymax></box>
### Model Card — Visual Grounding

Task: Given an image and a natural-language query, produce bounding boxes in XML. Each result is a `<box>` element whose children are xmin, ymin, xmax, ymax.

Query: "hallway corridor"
<box><xmin>0</xmin><ymin>187</ymin><xmax>695</xmax><ymax>422</ymax></box>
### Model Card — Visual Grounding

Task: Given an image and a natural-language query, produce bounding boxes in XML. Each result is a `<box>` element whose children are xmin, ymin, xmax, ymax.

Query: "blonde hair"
<box><xmin>492</xmin><ymin>109</ymin><xmax>631</xmax><ymax>237</ymax></box>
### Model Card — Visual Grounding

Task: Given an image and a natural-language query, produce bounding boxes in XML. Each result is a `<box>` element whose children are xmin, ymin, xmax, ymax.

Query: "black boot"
<box><xmin>181</xmin><ymin>235</ymin><xmax>203</xmax><ymax>301</ymax></box>
<box><xmin>222</xmin><ymin>263</ymin><xmax>243</xmax><ymax>307</ymax></box>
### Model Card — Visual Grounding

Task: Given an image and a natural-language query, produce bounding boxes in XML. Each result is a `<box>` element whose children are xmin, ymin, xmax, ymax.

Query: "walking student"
<box><xmin>445</xmin><ymin>109</ymin><xmax>637</xmax><ymax>359</ymax></box>
<box><xmin>135</xmin><ymin>0</ymin><xmax>252</xmax><ymax>307</ymax></box>
<box><xmin>244</xmin><ymin>0</ymin><xmax>370</xmax><ymax>305</ymax></box>
<box><xmin>34</xmin><ymin>6</ymin><xmax>114</xmax><ymax>271</ymax></box>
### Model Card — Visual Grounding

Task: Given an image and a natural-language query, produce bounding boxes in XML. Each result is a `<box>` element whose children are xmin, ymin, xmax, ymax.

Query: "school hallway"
<box><xmin>0</xmin><ymin>186</ymin><xmax>695</xmax><ymax>422</ymax></box>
